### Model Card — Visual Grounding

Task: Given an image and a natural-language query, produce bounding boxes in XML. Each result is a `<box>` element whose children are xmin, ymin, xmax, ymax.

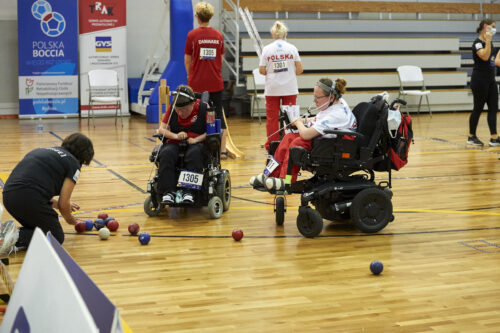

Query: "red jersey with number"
<box><xmin>185</xmin><ymin>27</ymin><xmax>224</xmax><ymax>92</ymax></box>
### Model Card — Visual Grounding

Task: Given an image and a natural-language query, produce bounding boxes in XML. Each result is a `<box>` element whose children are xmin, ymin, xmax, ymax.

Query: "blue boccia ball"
<box><xmin>84</xmin><ymin>219</ymin><xmax>94</xmax><ymax>231</ymax></box>
<box><xmin>370</xmin><ymin>260</ymin><xmax>384</xmax><ymax>275</ymax></box>
<box><xmin>104</xmin><ymin>217</ymin><xmax>114</xmax><ymax>226</ymax></box>
<box><xmin>94</xmin><ymin>218</ymin><xmax>106</xmax><ymax>230</ymax></box>
<box><xmin>138</xmin><ymin>232</ymin><xmax>151</xmax><ymax>245</ymax></box>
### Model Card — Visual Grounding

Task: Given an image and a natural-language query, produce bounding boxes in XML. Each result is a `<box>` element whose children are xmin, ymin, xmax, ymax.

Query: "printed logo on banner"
<box><xmin>88</xmin><ymin>2</ymin><xmax>114</xmax><ymax>16</ymax></box>
<box><xmin>25</xmin><ymin>78</ymin><xmax>34</xmax><ymax>95</ymax></box>
<box><xmin>95</xmin><ymin>36</ymin><xmax>112</xmax><ymax>52</ymax></box>
<box><xmin>31</xmin><ymin>0</ymin><xmax>52</xmax><ymax>20</ymax></box>
<box><xmin>31</xmin><ymin>0</ymin><xmax>66</xmax><ymax>37</ymax></box>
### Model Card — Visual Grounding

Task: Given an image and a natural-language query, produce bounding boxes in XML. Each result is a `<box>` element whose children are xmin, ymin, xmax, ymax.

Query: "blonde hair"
<box><xmin>195</xmin><ymin>2</ymin><xmax>214</xmax><ymax>23</ymax></box>
<box><xmin>271</xmin><ymin>21</ymin><xmax>288</xmax><ymax>39</ymax></box>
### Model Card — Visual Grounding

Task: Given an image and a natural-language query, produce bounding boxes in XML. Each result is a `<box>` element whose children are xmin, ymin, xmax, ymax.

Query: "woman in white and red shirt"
<box><xmin>259</xmin><ymin>21</ymin><xmax>303</xmax><ymax>151</ymax></box>
<box><xmin>250</xmin><ymin>78</ymin><xmax>357</xmax><ymax>191</ymax></box>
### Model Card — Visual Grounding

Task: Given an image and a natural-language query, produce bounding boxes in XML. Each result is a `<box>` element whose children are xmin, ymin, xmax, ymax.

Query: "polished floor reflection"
<box><xmin>0</xmin><ymin>112</ymin><xmax>499</xmax><ymax>332</ymax></box>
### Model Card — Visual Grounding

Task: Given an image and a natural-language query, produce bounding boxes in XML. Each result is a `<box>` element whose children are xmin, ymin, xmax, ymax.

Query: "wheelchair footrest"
<box><xmin>251</xmin><ymin>184</ymin><xmax>288</xmax><ymax>195</ymax></box>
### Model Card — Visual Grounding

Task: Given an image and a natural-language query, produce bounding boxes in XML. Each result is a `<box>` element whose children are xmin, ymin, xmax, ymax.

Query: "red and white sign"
<box><xmin>79</xmin><ymin>0</ymin><xmax>129</xmax><ymax>117</ymax></box>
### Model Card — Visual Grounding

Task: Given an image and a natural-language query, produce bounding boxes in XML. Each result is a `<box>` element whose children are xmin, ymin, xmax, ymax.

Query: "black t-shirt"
<box><xmin>472</xmin><ymin>38</ymin><xmax>496</xmax><ymax>80</ymax></box>
<box><xmin>3</xmin><ymin>147</ymin><xmax>81</xmax><ymax>199</ymax></box>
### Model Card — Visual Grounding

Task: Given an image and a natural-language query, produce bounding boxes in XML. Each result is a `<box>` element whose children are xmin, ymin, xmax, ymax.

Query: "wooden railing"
<box><xmin>223</xmin><ymin>1</ymin><xmax>481</xmax><ymax>14</ymax></box>
<box><xmin>483</xmin><ymin>4</ymin><xmax>500</xmax><ymax>14</ymax></box>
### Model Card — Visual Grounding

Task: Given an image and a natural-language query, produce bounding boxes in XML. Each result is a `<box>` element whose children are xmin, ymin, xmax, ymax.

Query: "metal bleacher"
<box><xmin>221</xmin><ymin>0</ymin><xmax>500</xmax><ymax>116</ymax></box>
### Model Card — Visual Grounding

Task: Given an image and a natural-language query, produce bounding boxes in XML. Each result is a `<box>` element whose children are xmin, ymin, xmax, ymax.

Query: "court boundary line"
<box><xmin>110</xmin><ymin>225</ymin><xmax>500</xmax><ymax>239</ymax></box>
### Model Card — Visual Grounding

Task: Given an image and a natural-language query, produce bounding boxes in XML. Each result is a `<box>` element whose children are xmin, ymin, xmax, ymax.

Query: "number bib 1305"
<box><xmin>264</xmin><ymin>156</ymin><xmax>280</xmax><ymax>176</ymax></box>
<box><xmin>178</xmin><ymin>170</ymin><xmax>204</xmax><ymax>190</ymax></box>
<box><xmin>200</xmin><ymin>47</ymin><xmax>216</xmax><ymax>60</ymax></box>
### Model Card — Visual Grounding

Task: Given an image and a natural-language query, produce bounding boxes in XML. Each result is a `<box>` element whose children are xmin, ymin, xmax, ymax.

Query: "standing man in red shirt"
<box><xmin>185</xmin><ymin>1</ymin><xmax>228</xmax><ymax>159</ymax></box>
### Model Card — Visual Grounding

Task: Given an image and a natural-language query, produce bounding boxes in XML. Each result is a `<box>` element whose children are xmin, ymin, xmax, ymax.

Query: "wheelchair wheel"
<box><xmin>216</xmin><ymin>171</ymin><xmax>231</xmax><ymax>211</ymax></box>
<box><xmin>208</xmin><ymin>196</ymin><xmax>223</xmax><ymax>219</ymax></box>
<box><xmin>144</xmin><ymin>196</ymin><xmax>162</xmax><ymax>217</ymax></box>
<box><xmin>350</xmin><ymin>188</ymin><xmax>392</xmax><ymax>233</ymax></box>
<box><xmin>296</xmin><ymin>206</ymin><xmax>323</xmax><ymax>238</ymax></box>
<box><xmin>275</xmin><ymin>196</ymin><xmax>285</xmax><ymax>226</ymax></box>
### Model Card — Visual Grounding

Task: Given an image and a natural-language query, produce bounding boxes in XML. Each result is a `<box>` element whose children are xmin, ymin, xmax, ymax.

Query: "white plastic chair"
<box><xmin>397</xmin><ymin>65</ymin><xmax>432</xmax><ymax>117</ymax></box>
<box><xmin>251</xmin><ymin>68</ymin><xmax>266</xmax><ymax>124</ymax></box>
<box><xmin>88</xmin><ymin>69</ymin><xmax>123</xmax><ymax>127</ymax></box>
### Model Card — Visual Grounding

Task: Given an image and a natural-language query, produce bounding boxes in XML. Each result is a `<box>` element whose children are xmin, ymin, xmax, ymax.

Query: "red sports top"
<box><xmin>162</xmin><ymin>101</ymin><xmax>204</xmax><ymax>143</ymax></box>
<box><xmin>185</xmin><ymin>27</ymin><xmax>224</xmax><ymax>92</ymax></box>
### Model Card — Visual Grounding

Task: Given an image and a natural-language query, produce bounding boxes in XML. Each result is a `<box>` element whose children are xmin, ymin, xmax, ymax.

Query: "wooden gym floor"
<box><xmin>0</xmin><ymin>112</ymin><xmax>499</xmax><ymax>332</ymax></box>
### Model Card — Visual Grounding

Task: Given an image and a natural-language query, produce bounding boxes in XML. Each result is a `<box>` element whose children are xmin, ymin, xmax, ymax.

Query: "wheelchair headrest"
<box><xmin>197</xmin><ymin>91</ymin><xmax>211</xmax><ymax>114</ymax></box>
<box><xmin>199</xmin><ymin>91</ymin><xmax>209</xmax><ymax>105</ymax></box>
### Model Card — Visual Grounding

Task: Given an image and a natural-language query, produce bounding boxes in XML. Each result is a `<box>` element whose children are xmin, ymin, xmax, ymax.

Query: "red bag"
<box><xmin>390</xmin><ymin>114</ymin><xmax>413</xmax><ymax>170</ymax></box>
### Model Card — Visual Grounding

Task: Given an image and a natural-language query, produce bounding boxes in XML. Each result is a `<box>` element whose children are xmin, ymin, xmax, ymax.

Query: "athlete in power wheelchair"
<box><xmin>144</xmin><ymin>85</ymin><xmax>231</xmax><ymax>219</ymax></box>
<box><xmin>251</xmin><ymin>78</ymin><xmax>403</xmax><ymax>237</ymax></box>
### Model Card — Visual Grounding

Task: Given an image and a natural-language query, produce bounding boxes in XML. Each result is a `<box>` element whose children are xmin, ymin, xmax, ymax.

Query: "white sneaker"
<box><xmin>162</xmin><ymin>192</ymin><xmax>175</xmax><ymax>204</ymax></box>
<box><xmin>182</xmin><ymin>192</ymin><xmax>194</xmax><ymax>204</ymax></box>
<box><xmin>265</xmin><ymin>177</ymin><xmax>285</xmax><ymax>191</ymax></box>
<box><xmin>0</xmin><ymin>220</ymin><xmax>19</xmax><ymax>256</ymax></box>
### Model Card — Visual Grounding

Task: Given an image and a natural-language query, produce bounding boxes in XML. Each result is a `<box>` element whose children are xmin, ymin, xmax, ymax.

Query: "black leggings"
<box><xmin>470</xmin><ymin>77</ymin><xmax>498</xmax><ymax>136</ymax></box>
<box><xmin>157</xmin><ymin>142</ymin><xmax>205</xmax><ymax>194</ymax></box>
<box><xmin>2</xmin><ymin>188</ymin><xmax>64</xmax><ymax>247</ymax></box>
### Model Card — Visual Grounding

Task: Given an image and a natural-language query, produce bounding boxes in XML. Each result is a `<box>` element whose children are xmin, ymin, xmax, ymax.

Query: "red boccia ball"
<box><xmin>97</xmin><ymin>212</ymin><xmax>109</xmax><ymax>220</ymax></box>
<box><xmin>128</xmin><ymin>223</ymin><xmax>140</xmax><ymax>235</ymax></box>
<box><xmin>107</xmin><ymin>220</ymin><xmax>119</xmax><ymax>232</ymax></box>
<box><xmin>232</xmin><ymin>229</ymin><xmax>244</xmax><ymax>241</ymax></box>
<box><xmin>75</xmin><ymin>221</ymin><xmax>86</xmax><ymax>233</ymax></box>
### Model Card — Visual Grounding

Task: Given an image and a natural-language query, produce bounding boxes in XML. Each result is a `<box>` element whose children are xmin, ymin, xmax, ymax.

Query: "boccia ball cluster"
<box><xmin>74</xmin><ymin>212</ymin><xmax>152</xmax><ymax>246</ymax></box>
<box><xmin>74</xmin><ymin>212</ymin><xmax>120</xmax><ymax>238</ymax></box>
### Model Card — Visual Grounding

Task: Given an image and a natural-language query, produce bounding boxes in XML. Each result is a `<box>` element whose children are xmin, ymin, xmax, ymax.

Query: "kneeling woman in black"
<box><xmin>2</xmin><ymin>133</ymin><xmax>94</xmax><ymax>251</ymax></box>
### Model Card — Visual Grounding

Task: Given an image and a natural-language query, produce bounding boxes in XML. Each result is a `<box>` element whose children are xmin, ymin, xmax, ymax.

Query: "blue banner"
<box><xmin>17</xmin><ymin>0</ymin><xmax>79</xmax><ymax>118</ymax></box>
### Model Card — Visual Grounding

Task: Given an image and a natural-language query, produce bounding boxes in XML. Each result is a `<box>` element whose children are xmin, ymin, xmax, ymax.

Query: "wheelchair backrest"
<box><xmin>352</xmin><ymin>102</ymin><xmax>382</xmax><ymax>148</ymax></box>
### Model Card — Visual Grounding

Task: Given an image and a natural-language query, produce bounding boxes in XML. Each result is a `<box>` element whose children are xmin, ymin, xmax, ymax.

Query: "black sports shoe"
<box><xmin>489</xmin><ymin>137</ymin><xmax>500</xmax><ymax>147</ymax></box>
<box><xmin>467</xmin><ymin>136</ymin><xmax>484</xmax><ymax>146</ymax></box>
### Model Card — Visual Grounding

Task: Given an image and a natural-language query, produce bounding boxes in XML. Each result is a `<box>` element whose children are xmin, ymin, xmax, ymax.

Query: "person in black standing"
<box><xmin>469</xmin><ymin>19</ymin><xmax>500</xmax><ymax>147</ymax></box>
<box><xmin>2</xmin><ymin>133</ymin><xmax>94</xmax><ymax>252</ymax></box>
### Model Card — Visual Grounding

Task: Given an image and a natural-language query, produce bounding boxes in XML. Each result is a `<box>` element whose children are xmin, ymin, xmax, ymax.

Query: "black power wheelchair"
<box><xmin>143</xmin><ymin>91</ymin><xmax>231</xmax><ymax>219</ymax></box>
<box><xmin>257</xmin><ymin>95</ymin><xmax>406</xmax><ymax>238</ymax></box>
